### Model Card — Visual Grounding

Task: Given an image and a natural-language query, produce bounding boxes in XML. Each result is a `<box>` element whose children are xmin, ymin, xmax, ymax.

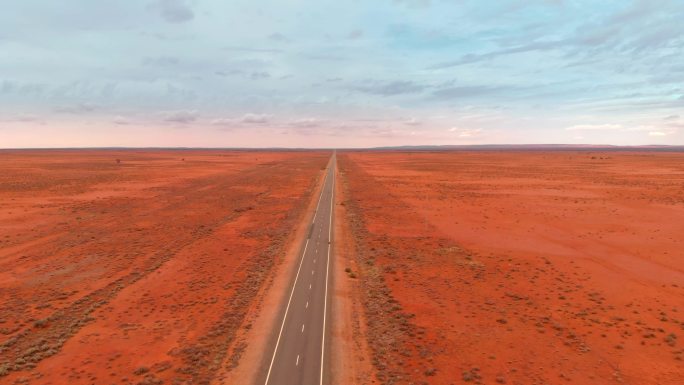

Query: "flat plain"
<box><xmin>337</xmin><ymin>150</ymin><xmax>684</xmax><ymax>385</ymax></box>
<box><xmin>0</xmin><ymin>150</ymin><xmax>328</xmax><ymax>384</ymax></box>
<box><xmin>2</xmin><ymin>149</ymin><xmax>683</xmax><ymax>385</ymax></box>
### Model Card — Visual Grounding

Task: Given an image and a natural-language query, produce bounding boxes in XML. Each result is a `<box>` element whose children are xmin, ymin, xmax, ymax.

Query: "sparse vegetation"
<box><xmin>665</xmin><ymin>333</ymin><xmax>677</xmax><ymax>347</ymax></box>
<box><xmin>133</xmin><ymin>366</ymin><xmax>149</xmax><ymax>375</ymax></box>
<box><xmin>462</xmin><ymin>368</ymin><xmax>482</xmax><ymax>382</ymax></box>
<box><xmin>33</xmin><ymin>319</ymin><xmax>48</xmax><ymax>328</ymax></box>
<box><xmin>336</xmin><ymin>151</ymin><xmax>684</xmax><ymax>385</ymax></box>
<box><xmin>0</xmin><ymin>151</ymin><xmax>329</xmax><ymax>382</ymax></box>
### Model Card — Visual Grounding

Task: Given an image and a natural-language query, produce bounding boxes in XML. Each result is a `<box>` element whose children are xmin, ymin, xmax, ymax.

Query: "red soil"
<box><xmin>0</xmin><ymin>150</ymin><xmax>329</xmax><ymax>384</ymax></box>
<box><xmin>337</xmin><ymin>151</ymin><xmax>684</xmax><ymax>385</ymax></box>
<box><xmin>332</xmin><ymin>162</ymin><xmax>375</xmax><ymax>385</ymax></box>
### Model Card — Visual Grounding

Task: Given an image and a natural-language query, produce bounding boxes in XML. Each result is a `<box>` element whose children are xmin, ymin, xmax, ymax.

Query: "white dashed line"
<box><xmin>264</xmin><ymin>155</ymin><xmax>335</xmax><ymax>385</ymax></box>
<box><xmin>264</xmin><ymin>160</ymin><xmax>331</xmax><ymax>385</ymax></box>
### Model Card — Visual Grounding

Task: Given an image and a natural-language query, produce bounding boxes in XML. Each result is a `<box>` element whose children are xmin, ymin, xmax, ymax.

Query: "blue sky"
<box><xmin>1</xmin><ymin>0</ymin><xmax>683</xmax><ymax>147</ymax></box>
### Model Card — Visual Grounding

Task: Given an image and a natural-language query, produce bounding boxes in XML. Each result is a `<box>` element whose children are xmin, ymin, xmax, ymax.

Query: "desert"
<box><xmin>3</xmin><ymin>1</ymin><xmax>684</xmax><ymax>384</ymax></box>
<box><xmin>0</xmin><ymin>150</ymin><xmax>329</xmax><ymax>384</ymax></box>
<box><xmin>1</xmin><ymin>149</ymin><xmax>683</xmax><ymax>385</ymax></box>
<box><xmin>335</xmin><ymin>150</ymin><xmax>684</xmax><ymax>385</ymax></box>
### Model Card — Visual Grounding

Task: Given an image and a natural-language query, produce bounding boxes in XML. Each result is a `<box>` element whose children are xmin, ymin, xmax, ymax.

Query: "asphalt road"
<box><xmin>262</xmin><ymin>154</ymin><xmax>335</xmax><ymax>385</ymax></box>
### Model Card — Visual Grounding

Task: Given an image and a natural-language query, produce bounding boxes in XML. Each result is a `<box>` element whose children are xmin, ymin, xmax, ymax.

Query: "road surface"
<box><xmin>261</xmin><ymin>153</ymin><xmax>335</xmax><ymax>385</ymax></box>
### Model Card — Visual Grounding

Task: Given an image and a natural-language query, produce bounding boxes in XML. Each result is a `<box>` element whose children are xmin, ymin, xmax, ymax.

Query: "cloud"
<box><xmin>240</xmin><ymin>113</ymin><xmax>270</xmax><ymax>124</ymax></box>
<box><xmin>290</xmin><ymin>118</ymin><xmax>324</xmax><ymax>128</ymax></box>
<box><xmin>431</xmin><ymin>86</ymin><xmax>504</xmax><ymax>100</ymax></box>
<box><xmin>348</xmin><ymin>30</ymin><xmax>364</xmax><ymax>40</ymax></box>
<box><xmin>7</xmin><ymin>114</ymin><xmax>41</xmax><ymax>122</ymax></box>
<box><xmin>140</xmin><ymin>32</ymin><xmax>196</xmax><ymax>42</ymax></box>
<box><xmin>403</xmin><ymin>117</ymin><xmax>421</xmax><ymax>126</ymax></box>
<box><xmin>3</xmin><ymin>1</ymin><xmax>684</xmax><ymax>148</ymax></box>
<box><xmin>285</xmin><ymin>118</ymin><xmax>330</xmax><ymax>136</ymax></box>
<box><xmin>149</xmin><ymin>0</ymin><xmax>194</xmax><ymax>24</ymax></box>
<box><xmin>640</xmin><ymin>124</ymin><xmax>678</xmax><ymax>137</ymax></box>
<box><xmin>210</xmin><ymin>114</ymin><xmax>272</xmax><ymax>126</ymax></box>
<box><xmin>565</xmin><ymin>124</ymin><xmax>623</xmax><ymax>131</ymax></box>
<box><xmin>210</xmin><ymin>118</ymin><xmax>243</xmax><ymax>130</ymax></box>
<box><xmin>428</xmin><ymin>0</ymin><xmax>683</xmax><ymax>73</ymax></box>
<box><xmin>392</xmin><ymin>0</ymin><xmax>431</xmax><ymax>9</ymax></box>
<box><xmin>214</xmin><ymin>66</ymin><xmax>272</xmax><ymax>81</ymax></box>
<box><xmin>268</xmin><ymin>33</ymin><xmax>289</xmax><ymax>43</ymax></box>
<box><xmin>448</xmin><ymin>127</ymin><xmax>482</xmax><ymax>138</ymax></box>
<box><xmin>611</xmin><ymin>0</ymin><xmax>659</xmax><ymax>24</ymax></box>
<box><xmin>55</xmin><ymin>103</ymin><xmax>99</xmax><ymax>114</ymax></box>
<box><xmin>113</xmin><ymin>116</ymin><xmax>130</xmax><ymax>125</ymax></box>
<box><xmin>223</xmin><ymin>46</ymin><xmax>283</xmax><ymax>54</ymax></box>
<box><xmin>249</xmin><ymin>71</ymin><xmax>271</xmax><ymax>80</ymax></box>
<box><xmin>625</xmin><ymin>125</ymin><xmax>656</xmax><ymax>132</ymax></box>
<box><xmin>143</xmin><ymin>56</ymin><xmax>180</xmax><ymax>67</ymax></box>
<box><xmin>353</xmin><ymin>80</ymin><xmax>425</xmax><ymax>96</ymax></box>
<box><xmin>429</xmin><ymin>40</ymin><xmax>567</xmax><ymax>69</ymax></box>
<box><xmin>564</xmin><ymin>123</ymin><xmax>678</xmax><ymax>138</ymax></box>
<box><xmin>164</xmin><ymin>110</ymin><xmax>198</xmax><ymax>124</ymax></box>
<box><xmin>210</xmin><ymin>118</ymin><xmax>232</xmax><ymax>125</ymax></box>
<box><xmin>300</xmin><ymin>53</ymin><xmax>346</xmax><ymax>61</ymax></box>
<box><xmin>215</xmin><ymin>70</ymin><xmax>238</xmax><ymax>77</ymax></box>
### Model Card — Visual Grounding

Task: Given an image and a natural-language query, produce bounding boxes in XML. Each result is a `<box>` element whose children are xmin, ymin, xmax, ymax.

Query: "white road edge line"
<box><xmin>296</xmin><ymin>355</ymin><xmax>300</xmax><ymax>366</ymax></box>
<box><xmin>320</xmin><ymin>158</ymin><xmax>334</xmax><ymax>385</ymax></box>
<box><xmin>263</xmin><ymin>162</ymin><xmax>330</xmax><ymax>385</ymax></box>
<box><xmin>302</xmin><ymin>324</ymin><xmax>305</xmax><ymax>333</ymax></box>
<box><xmin>263</xmin><ymin>238</ymin><xmax>308</xmax><ymax>384</ymax></box>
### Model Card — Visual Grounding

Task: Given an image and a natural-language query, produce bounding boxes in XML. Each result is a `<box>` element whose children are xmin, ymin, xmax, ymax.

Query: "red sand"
<box><xmin>332</xmin><ymin>163</ymin><xmax>375</xmax><ymax>385</ymax></box>
<box><xmin>337</xmin><ymin>151</ymin><xmax>684</xmax><ymax>385</ymax></box>
<box><xmin>0</xmin><ymin>150</ymin><xmax>328</xmax><ymax>384</ymax></box>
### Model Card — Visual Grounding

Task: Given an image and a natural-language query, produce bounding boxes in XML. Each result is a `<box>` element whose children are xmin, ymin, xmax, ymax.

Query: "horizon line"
<box><xmin>2</xmin><ymin>144</ymin><xmax>683</xmax><ymax>152</ymax></box>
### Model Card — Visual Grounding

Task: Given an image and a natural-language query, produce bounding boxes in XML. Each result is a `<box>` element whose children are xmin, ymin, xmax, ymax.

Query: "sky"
<box><xmin>1</xmin><ymin>0</ymin><xmax>683</xmax><ymax>148</ymax></box>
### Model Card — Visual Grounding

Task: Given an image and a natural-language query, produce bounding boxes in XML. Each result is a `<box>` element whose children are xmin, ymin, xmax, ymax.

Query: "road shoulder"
<box><xmin>214</xmin><ymin>161</ymin><xmax>330</xmax><ymax>385</ymax></box>
<box><xmin>330</xmin><ymin>161</ymin><xmax>375</xmax><ymax>385</ymax></box>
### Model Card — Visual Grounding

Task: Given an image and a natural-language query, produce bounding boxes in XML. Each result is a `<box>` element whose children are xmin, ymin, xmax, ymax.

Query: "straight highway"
<box><xmin>261</xmin><ymin>153</ymin><xmax>335</xmax><ymax>385</ymax></box>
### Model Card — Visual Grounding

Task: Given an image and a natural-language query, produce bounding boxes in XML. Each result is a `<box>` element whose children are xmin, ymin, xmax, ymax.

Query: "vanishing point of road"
<box><xmin>261</xmin><ymin>153</ymin><xmax>336</xmax><ymax>385</ymax></box>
